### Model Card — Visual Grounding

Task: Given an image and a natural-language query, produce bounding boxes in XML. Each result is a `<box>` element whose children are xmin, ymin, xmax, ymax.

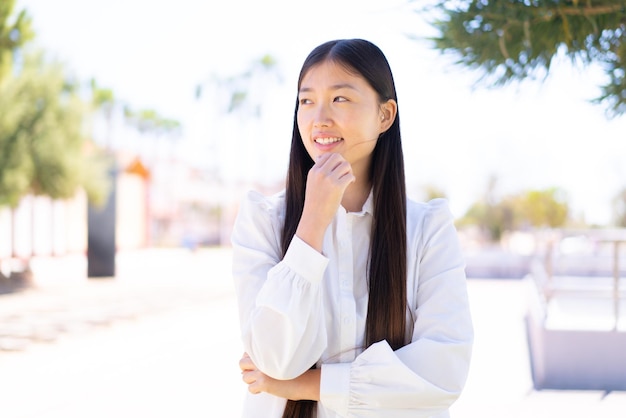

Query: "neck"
<box><xmin>341</xmin><ymin>158</ymin><xmax>372</xmax><ymax>212</ymax></box>
<box><xmin>342</xmin><ymin>177</ymin><xmax>371</xmax><ymax>212</ymax></box>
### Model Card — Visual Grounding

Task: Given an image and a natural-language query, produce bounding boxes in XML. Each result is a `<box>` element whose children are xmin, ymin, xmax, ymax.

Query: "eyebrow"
<box><xmin>299</xmin><ymin>83</ymin><xmax>358</xmax><ymax>93</ymax></box>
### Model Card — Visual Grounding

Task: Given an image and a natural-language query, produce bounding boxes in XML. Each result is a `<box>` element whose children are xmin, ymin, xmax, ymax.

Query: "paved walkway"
<box><xmin>0</xmin><ymin>248</ymin><xmax>625</xmax><ymax>417</ymax></box>
<box><xmin>0</xmin><ymin>248</ymin><xmax>244</xmax><ymax>418</ymax></box>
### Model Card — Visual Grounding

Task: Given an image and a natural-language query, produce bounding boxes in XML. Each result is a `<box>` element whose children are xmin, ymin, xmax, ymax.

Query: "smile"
<box><xmin>314</xmin><ymin>137</ymin><xmax>343</xmax><ymax>145</ymax></box>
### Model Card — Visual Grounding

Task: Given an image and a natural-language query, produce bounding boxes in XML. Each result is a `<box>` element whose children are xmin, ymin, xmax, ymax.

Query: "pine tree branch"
<box><xmin>477</xmin><ymin>4</ymin><xmax>625</xmax><ymax>25</ymax></box>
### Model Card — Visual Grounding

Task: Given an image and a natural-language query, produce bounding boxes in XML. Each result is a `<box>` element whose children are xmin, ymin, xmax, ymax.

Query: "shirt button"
<box><xmin>343</xmin><ymin>317</ymin><xmax>352</xmax><ymax>325</ymax></box>
<box><xmin>341</xmin><ymin>279</ymin><xmax>349</xmax><ymax>287</ymax></box>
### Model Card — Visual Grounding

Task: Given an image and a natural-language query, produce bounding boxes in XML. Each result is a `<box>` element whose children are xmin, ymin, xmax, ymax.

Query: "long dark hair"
<box><xmin>281</xmin><ymin>39</ymin><xmax>407</xmax><ymax>418</ymax></box>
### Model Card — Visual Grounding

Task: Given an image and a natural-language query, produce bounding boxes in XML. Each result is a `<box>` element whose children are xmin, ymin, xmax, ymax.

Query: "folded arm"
<box><xmin>232</xmin><ymin>192</ymin><xmax>330</xmax><ymax>380</ymax></box>
<box><xmin>321</xmin><ymin>201</ymin><xmax>474</xmax><ymax>416</ymax></box>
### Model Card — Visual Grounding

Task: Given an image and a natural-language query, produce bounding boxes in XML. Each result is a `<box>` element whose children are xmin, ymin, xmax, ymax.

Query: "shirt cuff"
<box><xmin>320</xmin><ymin>362</ymin><xmax>351</xmax><ymax>416</ymax></box>
<box><xmin>283</xmin><ymin>235</ymin><xmax>329</xmax><ymax>284</ymax></box>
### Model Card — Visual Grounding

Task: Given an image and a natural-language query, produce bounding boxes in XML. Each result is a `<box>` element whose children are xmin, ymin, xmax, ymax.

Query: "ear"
<box><xmin>378</xmin><ymin>99</ymin><xmax>397</xmax><ymax>133</ymax></box>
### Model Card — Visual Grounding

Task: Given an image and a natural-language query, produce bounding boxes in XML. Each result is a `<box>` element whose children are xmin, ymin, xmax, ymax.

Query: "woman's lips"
<box><xmin>313</xmin><ymin>137</ymin><xmax>344</xmax><ymax>151</ymax></box>
<box><xmin>314</xmin><ymin>136</ymin><xmax>343</xmax><ymax>145</ymax></box>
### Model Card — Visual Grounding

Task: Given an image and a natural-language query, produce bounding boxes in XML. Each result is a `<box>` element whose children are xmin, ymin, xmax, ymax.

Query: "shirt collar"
<box><xmin>363</xmin><ymin>189</ymin><xmax>374</xmax><ymax>215</ymax></box>
<box><xmin>361</xmin><ymin>189</ymin><xmax>374</xmax><ymax>215</ymax></box>
<box><xmin>339</xmin><ymin>189</ymin><xmax>374</xmax><ymax>216</ymax></box>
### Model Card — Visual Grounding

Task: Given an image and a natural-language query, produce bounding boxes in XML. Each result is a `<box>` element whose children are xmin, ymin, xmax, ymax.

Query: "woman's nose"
<box><xmin>313</xmin><ymin>105</ymin><xmax>332</xmax><ymax>127</ymax></box>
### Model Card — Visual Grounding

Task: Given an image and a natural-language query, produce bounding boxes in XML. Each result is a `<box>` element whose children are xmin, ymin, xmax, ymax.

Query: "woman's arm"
<box><xmin>233</xmin><ymin>155</ymin><xmax>354</xmax><ymax>380</ymax></box>
<box><xmin>239</xmin><ymin>352</ymin><xmax>321</xmax><ymax>401</ymax></box>
<box><xmin>320</xmin><ymin>200</ymin><xmax>474</xmax><ymax>417</ymax></box>
<box><xmin>232</xmin><ymin>191</ymin><xmax>329</xmax><ymax>380</ymax></box>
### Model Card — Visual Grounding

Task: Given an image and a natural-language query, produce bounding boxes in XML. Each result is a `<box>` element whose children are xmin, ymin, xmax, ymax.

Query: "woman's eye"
<box><xmin>334</xmin><ymin>96</ymin><xmax>348</xmax><ymax>102</ymax></box>
<box><xmin>299</xmin><ymin>98</ymin><xmax>312</xmax><ymax>105</ymax></box>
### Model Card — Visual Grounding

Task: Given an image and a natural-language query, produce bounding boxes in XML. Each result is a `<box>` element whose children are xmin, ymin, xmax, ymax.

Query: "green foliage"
<box><xmin>459</xmin><ymin>185</ymin><xmax>570</xmax><ymax>240</ymax></box>
<box><xmin>80</xmin><ymin>146</ymin><xmax>112</xmax><ymax>207</ymax></box>
<box><xmin>520</xmin><ymin>187</ymin><xmax>569</xmax><ymax>227</ymax></box>
<box><xmin>0</xmin><ymin>0</ymin><xmax>34</xmax><ymax>83</ymax></box>
<box><xmin>200</xmin><ymin>54</ymin><xmax>281</xmax><ymax>115</ymax></box>
<box><xmin>228</xmin><ymin>91</ymin><xmax>248</xmax><ymax>113</ymax></box>
<box><xmin>0</xmin><ymin>51</ymin><xmax>110</xmax><ymax>207</ymax></box>
<box><xmin>0</xmin><ymin>1</ymin><xmax>109</xmax><ymax>207</ymax></box>
<box><xmin>423</xmin><ymin>0</ymin><xmax>626</xmax><ymax>117</ymax></box>
<box><xmin>422</xmin><ymin>184</ymin><xmax>448</xmax><ymax>200</ymax></box>
<box><xmin>123</xmin><ymin>106</ymin><xmax>181</xmax><ymax>137</ymax></box>
<box><xmin>458</xmin><ymin>196</ymin><xmax>517</xmax><ymax>241</ymax></box>
<box><xmin>259</xmin><ymin>54</ymin><xmax>278</xmax><ymax>69</ymax></box>
<box><xmin>89</xmin><ymin>78</ymin><xmax>115</xmax><ymax>114</ymax></box>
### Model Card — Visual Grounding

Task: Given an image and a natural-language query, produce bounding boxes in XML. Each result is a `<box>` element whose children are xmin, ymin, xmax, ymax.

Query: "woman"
<box><xmin>232</xmin><ymin>38</ymin><xmax>473</xmax><ymax>418</ymax></box>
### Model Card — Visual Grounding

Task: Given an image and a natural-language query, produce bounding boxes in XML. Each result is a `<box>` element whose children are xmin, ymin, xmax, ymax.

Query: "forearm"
<box><xmin>235</xmin><ymin>234</ymin><xmax>330</xmax><ymax>379</ymax></box>
<box><xmin>269</xmin><ymin>369</ymin><xmax>321</xmax><ymax>401</ymax></box>
<box><xmin>295</xmin><ymin>211</ymin><xmax>328</xmax><ymax>252</ymax></box>
<box><xmin>242</xmin><ymin>352</ymin><xmax>321</xmax><ymax>401</ymax></box>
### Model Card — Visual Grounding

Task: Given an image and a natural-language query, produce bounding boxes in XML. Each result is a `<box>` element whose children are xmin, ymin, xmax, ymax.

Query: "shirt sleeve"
<box><xmin>320</xmin><ymin>199</ymin><xmax>474</xmax><ymax>417</ymax></box>
<box><xmin>231</xmin><ymin>191</ymin><xmax>330</xmax><ymax>380</ymax></box>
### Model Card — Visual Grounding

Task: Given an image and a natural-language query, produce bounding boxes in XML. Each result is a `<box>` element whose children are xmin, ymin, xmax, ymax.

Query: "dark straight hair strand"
<box><xmin>281</xmin><ymin>39</ymin><xmax>407</xmax><ymax>418</ymax></box>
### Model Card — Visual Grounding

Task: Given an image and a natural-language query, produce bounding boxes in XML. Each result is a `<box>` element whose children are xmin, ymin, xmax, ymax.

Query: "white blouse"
<box><xmin>231</xmin><ymin>189</ymin><xmax>473</xmax><ymax>418</ymax></box>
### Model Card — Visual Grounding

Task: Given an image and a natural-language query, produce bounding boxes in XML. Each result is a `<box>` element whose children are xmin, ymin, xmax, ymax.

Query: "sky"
<box><xmin>15</xmin><ymin>0</ymin><xmax>626</xmax><ymax>225</ymax></box>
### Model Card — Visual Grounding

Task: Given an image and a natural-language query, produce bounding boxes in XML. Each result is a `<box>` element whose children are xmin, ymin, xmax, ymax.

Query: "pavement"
<box><xmin>0</xmin><ymin>247</ymin><xmax>625</xmax><ymax>418</ymax></box>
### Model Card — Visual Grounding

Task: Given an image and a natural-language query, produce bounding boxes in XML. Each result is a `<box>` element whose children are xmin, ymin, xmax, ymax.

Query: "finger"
<box><xmin>329</xmin><ymin>160</ymin><xmax>353</xmax><ymax>182</ymax></box>
<box><xmin>246</xmin><ymin>375</ymin><xmax>265</xmax><ymax>395</ymax></box>
<box><xmin>243</xmin><ymin>372</ymin><xmax>263</xmax><ymax>395</ymax></box>
<box><xmin>241</xmin><ymin>370</ymin><xmax>257</xmax><ymax>385</ymax></box>
<box><xmin>313</xmin><ymin>152</ymin><xmax>333</xmax><ymax>167</ymax></box>
<box><xmin>239</xmin><ymin>356</ymin><xmax>255</xmax><ymax>372</ymax></box>
<box><xmin>314</xmin><ymin>152</ymin><xmax>344</xmax><ymax>172</ymax></box>
<box><xmin>248</xmin><ymin>383</ymin><xmax>262</xmax><ymax>395</ymax></box>
<box><xmin>316</xmin><ymin>156</ymin><xmax>351</xmax><ymax>180</ymax></box>
<box><xmin>338</xmin><ymin>170</ymin><xmax>356</xmax><ymax>185</ymax></box>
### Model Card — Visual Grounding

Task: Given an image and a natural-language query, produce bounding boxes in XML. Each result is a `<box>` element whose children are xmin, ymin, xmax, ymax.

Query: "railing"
<box><xmin>608</xmin><ymin>239</ymin><xmax>624</xmax><ymax>330</ymax></box>
<box><xmin>537</xmin><ymin>229</ymin><xmax>626</xmax><ymax>331</ymax></box>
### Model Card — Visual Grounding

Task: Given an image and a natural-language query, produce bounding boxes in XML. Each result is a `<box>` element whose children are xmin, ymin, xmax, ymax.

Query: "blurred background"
<box><xmin>1</xmin><ymin>0</ymin><xmax>625</xmax><ymax>417</ymax></box>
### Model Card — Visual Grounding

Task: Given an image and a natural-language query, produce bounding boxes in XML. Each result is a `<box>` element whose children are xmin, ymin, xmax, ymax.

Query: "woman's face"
<box><xmin>297</xmin><ymin>60</ymin><xmax>395</xmax><ymax>175</ymax></box>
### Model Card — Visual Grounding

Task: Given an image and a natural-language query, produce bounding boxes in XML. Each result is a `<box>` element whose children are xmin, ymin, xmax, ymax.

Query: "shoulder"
<box><xmin>235</xmin><ymin>190</ymin><xmax>285</xmax><ymax>230</ymax></box>
<box><xmin>240</xmin><ymin>189</ymin><xmax>286</xmax><ymax>217</ymax></box>
<box><xmin>232</xmin><ymin>189</ymin><xmax>286</xmax><ymax>239</ymax></box>
<box><xmin>407</xmin><ymin>197</ymin><xmax>454</xmax><ymax>224</ymax></box>
<box><xmin>406</xmin><ymin>197</ymin><xmax>457</xmax><ymax>244</ymax></box>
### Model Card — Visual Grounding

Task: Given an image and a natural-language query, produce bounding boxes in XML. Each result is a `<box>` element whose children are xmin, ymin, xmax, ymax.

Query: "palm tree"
<box><xmin>195</xmin><ymin>54</ymin><xmax>282</xmax><ymax>244</ymax></box>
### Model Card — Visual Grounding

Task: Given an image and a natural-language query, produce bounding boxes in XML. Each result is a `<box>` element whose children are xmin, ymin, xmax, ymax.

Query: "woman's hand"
<box><xmin>239</xmin><ymin>353</ymin><xmax>321</xmax><ymax>401</ymax></box>
<box><xmin>240</xmin><ymin>352</ymin><xmax>277</xmax><ymax>395</ymax></box>
<box><xmin>296</xmin><ymin>153</ymin><xmax>355</xmax><ymax>251</ymax></box>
